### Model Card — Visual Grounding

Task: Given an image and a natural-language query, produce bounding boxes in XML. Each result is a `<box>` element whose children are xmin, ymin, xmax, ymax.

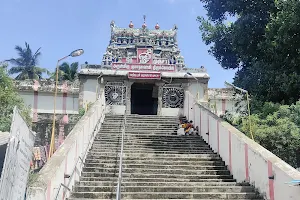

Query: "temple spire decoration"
<box><xmin>155</xmin><ymin>22</ymin><xmax>160</xmax><ymax>30</ymax></box>
<box><xmin>142</xmin><ymin>15</ymin><xmax>147</xmax><ymax>29</ymax></box>
<box><xmin>129</xmin><ymin>21</ymin><xmax>134</xmax><ymax>28</ymax></box>
<box><xmin>102</xmin><ymin>19</ymin><xmax>186</xmax><ymax>71</ymax></box>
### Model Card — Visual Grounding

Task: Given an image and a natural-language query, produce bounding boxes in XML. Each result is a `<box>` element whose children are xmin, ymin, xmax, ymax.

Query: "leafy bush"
<box><xmin>0</xmin><ymin>68</ymin><xmax>31</xmax><ymax>131</ymax></box>
<box><xmin>223</xmin><ymin>100</ymin><xmax>300</xmax><ymax>168</ymax></box>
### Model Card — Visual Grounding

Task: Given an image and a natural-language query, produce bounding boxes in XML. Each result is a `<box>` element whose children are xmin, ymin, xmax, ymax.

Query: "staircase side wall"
<box><xmin>184</xmin><ymin>94</ymin><xmax>300</xmax><ymax>200</ymax></box>
<box><xmin>26</xmin><ymin>96</ymin><xmax>106</xmax><ymax>200</ymax></box>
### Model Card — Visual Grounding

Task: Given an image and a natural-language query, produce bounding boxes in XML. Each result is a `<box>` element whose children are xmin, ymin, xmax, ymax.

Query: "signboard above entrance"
<box><xmin>111</xmin><ymin>48</ymin><xmax>176</xmax><ymax>72</ymax></box>
<box><xmin>112</xmin><ymin>63</ymin><xmax>175</xmax><ymax>72</ymax></box>
<box><xmin>128</xmin><ymin>72</ymin><xmax>161</xmax><ymax>80</ymax></box>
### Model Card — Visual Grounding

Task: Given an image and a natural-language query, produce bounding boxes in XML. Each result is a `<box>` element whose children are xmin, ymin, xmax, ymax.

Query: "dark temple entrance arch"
<box><xmin>131</xmin><ymin>83</ymin><xmax>158</xmax><ymax>115</ymax></box>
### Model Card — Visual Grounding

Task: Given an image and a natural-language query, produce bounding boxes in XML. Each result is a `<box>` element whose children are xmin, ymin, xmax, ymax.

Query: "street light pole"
<box><xmin>186</xmin><ymin>72</ymin><xmax>200</xmax><ymax>101</ymax></box>
<box><xmin>96</xmin><ymin>72</ymin><xmax>103</xmax><ymax>101</ymax></box>
<box><xmin>48</xmin><ymin>49</ymin><xmax>84</xmax><ymax>158</ymax></box>
<box><xmin>224</xmin><ymin>81</ymin><xmax>254</xmax><ymax>140</ymax></box>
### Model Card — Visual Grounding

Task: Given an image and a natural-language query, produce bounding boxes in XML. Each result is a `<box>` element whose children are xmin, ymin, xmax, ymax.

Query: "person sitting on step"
<box><xmin>184</xmin><ymin>120</ymin><xmax>194</xmax><ymax>135</ymax></box>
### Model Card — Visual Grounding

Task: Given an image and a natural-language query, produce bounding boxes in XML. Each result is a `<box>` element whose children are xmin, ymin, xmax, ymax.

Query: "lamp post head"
<box><xmin>70</xmin><ymin>49</ymin><xmax>84</xmax><ymax>57</ymax></box>
<box><xmin>186</xmin><ymin>72</ymin><xmax>192</xmax><ymax>76</ymax></box>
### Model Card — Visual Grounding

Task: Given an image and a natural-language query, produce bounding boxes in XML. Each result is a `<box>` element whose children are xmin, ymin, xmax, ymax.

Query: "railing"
<box><xmin>116</xmin><ymin>114</ymin><xmax>126</xmax><ymax>200</ymax></box>
<box><xmin>54</xmin><ymin>110</ymin><xmax>104</xmax><ymax>199</ymax></box>
<box><xmin>184</xmin><ymin>91</ymin><xmax>300</xmax><ymax>199</ymax></box>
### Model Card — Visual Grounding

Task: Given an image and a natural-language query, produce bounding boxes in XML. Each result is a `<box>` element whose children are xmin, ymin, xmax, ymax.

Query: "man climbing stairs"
<box><xmin>68</xmin><ymin>115</ymin><xmax>263</xmax><ymax>199</ymax></box>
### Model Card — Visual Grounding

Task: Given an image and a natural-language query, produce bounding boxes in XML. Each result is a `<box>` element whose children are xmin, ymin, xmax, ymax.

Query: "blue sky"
<box><xmin>0</xmin><ymin>0</ymin><xmax>236</xmax><ymax>88</ymax></box>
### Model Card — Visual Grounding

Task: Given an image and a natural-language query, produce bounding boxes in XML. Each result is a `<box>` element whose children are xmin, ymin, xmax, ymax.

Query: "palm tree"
<box><xmin>6</xmin><ymin>42</ymin><xmax>48</xmax><ymax>80</ymax></box>
<box><xmin>49</xmin><ymin>62</ymin><xmax>79</xmax><ymax>81</ymax></box>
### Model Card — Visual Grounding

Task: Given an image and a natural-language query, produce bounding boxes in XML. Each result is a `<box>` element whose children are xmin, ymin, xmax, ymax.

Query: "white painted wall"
<box><xmin>19</xmin><ymin>91</ymin><xmax>79</xmax><ymax>114</ymax></box>
<box><xmin>161</xmin><ymin>108</ymin><xmax>183</xmax><ymax>116</ymax></box>
<box><xmin>82</xmin><ymin>78</ymin><xmax>98</xmax><ymax>105</ymax></box>
<box><xmin>182</xmin><ymin>82</ymin><xmax>206</xmax><ymax>120</ymax></box>
<box><xmin>106</xmin><ymin>105</ymin><xmax>126</xmax><ymax>115</ymax></box>
<box><xmin>188</xmin><ymin>82</ymin><xmax>205</xmax><ymax>101</ymax></box>
<box><xmin>185</xmin><ymin>93</ymin><xmax>300</xmax><ymax>200</ymax></box>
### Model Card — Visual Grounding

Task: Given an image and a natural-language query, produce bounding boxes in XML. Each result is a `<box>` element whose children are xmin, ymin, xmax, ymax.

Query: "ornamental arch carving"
<box><xmin>162</xmin><ymin>84</ymin><xmax>184</xmax><ymax>108</ymax></box>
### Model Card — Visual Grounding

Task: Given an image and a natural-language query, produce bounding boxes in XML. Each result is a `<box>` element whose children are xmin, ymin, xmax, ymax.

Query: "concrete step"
<box><xmin>83</xmin><ymin>163</ymin><xmax>227</xmax><ymax>170</ymax></box>
<box><xmin>74</xmin><ymin>185</ymin><xmax>255</xmax><ymax>193</ymax></box>
<box><xmin>89</xmin><ymin>145</ymin><xmax>213</xmax><ymax>149</ymax></box>
<box><xmin>91</xmin><ymin>142</ymin><xmax>210</xmax><ymax>147</ymax></box>
<box><xmin>99</xmin><ymin>128</ymin><xmax>177</xmax><ymax>132</ymax></box>
<box><xmin>99</xmin><ymin>130</ymin><xmax>176</xmax><ymax>133</ymax></box>
<box><xmin>89</xmin><ymin>148</ymin><xmax>215</xmax><ymax>153</ymax></box>
<box><xmin>85</xmin><ymin>154</ymin><xmax>222</xmax><ymax>165</ymax></box>
<box><xmin>95</xmin><ymin>134</ymin><xmax>204</xmax><ymax>139</ymax></box>
<box><xmin>82</xmin><ymin>165</ymin><xmax>227</xmax><ymax>173</ymax></box>
<box><xmin>92</xmin><ymin>140</ymin><xmax>207</xmax><ymax>144</ymax></box>
<box><xmin>82</xmin><ymin>168</ymin><xmax>231</xmax><ymax>175</ymax></box>
<box><xmin>93</xmin><ymin>138</ymin><xmax>206</xmax><ymax>143</ymax></box>
<box><xmin>102</xmin><ymin>123</ymin><xmax>178</xmax><ymax>126</ymax></box>
<box><xmin>92</xmin><ymin>141</ymin><xmax>210</xmax><ymax>146</ymax></box>
<box><xmin>91</xmin><ymin>143</ymin><xmax>209</xmax><ymax>148</ymax></box>
<box><xmin>80</xmin><ymin>172</ymin><xmax>234</xmax><ymax>179</ymax></box>
<box><xmin>79</xmin><ymin>177</ymin><xmax>237</xmax><ymax>183</ymax></box>
<box><xmin>88</xmin><ymin>150</ymin><xmax>216</xmax><ymax>155</ymax></box>
<box><xmin>104</xmin><ymin>119</ymin><xmax>178</xmax><ymax>123</ymax></box>
<box><xmin>103</xmin><ymin>120</ymin><xmax>179</xmax><ymax>124</ymax></box>
<box><xmin>75</xmin><ymin>181</ymin><xmax>248</xmax><ymax>187</ymax></box>
<box><xmin>70</xmin><ymin>191</ymin><xmax>260</xmax><ymax>199</ymax></box>
<box><xmin>95</xmin><ymin>135</ymin><xmax>204</xmax><ymax>140</ymax></box>
<box><xmin>68</xmin><ymin>199</ymin><xmax>261</xmax><ymax>200</ymax></box>
<box><xmin>102</xmin><ymin>125</ymin><xmax>178</xmax><ymax>128</ymax></box>
<box><xmin>84</xmin><ymin>160</ymin><xmax>226</xmax><ymax>166</ymax></box>
<box><xmin>105</xmin><ymin>114</ymin><xmax>177</xmax><ymax>118</ymax></box>
<box><xmin>91</xmin><ymin>145</ymin><xmax>212</xmax><ymax>151</ymax></box>
<box><xmin>88</xmin><ymin>152</ymin><xmax>220</xmax><ymax>158</ymax></box>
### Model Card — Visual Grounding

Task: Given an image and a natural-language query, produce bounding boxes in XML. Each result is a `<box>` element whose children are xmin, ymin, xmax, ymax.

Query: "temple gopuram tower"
<box><xmin>79</xmin><ymin>19</ymin><xmax>209</xmax><ymax>116</ymax></box>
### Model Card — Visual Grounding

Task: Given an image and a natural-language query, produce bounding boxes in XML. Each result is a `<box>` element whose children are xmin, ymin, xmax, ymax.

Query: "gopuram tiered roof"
<box><xmin>81</xmin><ymin>18</ymin><xmax>208</xmax><ymax>79</ymax></box>
<box><xmin>100</xmin><ymin>19</ymin><xmax>185</xmax><ymax>71</ymax></box>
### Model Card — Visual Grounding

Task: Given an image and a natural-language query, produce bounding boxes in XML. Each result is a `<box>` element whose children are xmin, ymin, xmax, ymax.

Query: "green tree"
<box><xmin>0</xmin><ymin>62</ymin><xmax>8</xmax><ymax>70</ymax></box>
<box><xmin>198</xmin><ymin>0</ymin><xmax>300</xmax><ymax>103</ymax></box>
<box><xmin>6</xmin><ymin>42</ymin><xmax>48</xmax><ymax>80</ymax></box>
<box><xmin>222</xmin><ymin>101</ymin><xmax>300</xmax><ymax>168</ymax></box>
<box><xmin>0</xmin><ymin>68</ymin><xmax>31</xmax><ymax>132</ymax></box>
<box><xmin>49</xmin><ymin>62</ymin><xmax>79</xmax><ymax>81</ymax></box>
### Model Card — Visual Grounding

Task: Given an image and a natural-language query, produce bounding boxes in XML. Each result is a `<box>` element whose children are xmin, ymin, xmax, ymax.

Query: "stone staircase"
<box><xmin>68</xmin><ymin>115</ymin><xmax>263</xmax><ymax>200</ymax></box>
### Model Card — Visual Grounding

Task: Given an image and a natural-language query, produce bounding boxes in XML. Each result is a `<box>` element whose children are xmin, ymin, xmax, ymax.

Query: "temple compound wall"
<box><xmin>14</xmin><ymin>80</ymin><xmax>81</xmax><ymax>146</ymax></box>
<box><xmin>15</xmin><ymin>79</ymin><xmax>241</xmax><ymax>121</ymax></box>
<box><xmin>208</xmin><ymin>88</ymin><xmax>246</xmax><ymax>117</ymax></box>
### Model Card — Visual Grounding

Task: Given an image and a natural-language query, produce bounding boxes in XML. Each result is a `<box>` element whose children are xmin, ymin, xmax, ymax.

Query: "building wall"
<box><xmin>161</xmin><ymin>108</ymin><xmax>182</xmax><ymax>116</ymax></box>
<box><xmin>19</xmin><ymin>91</ymin><xmax>79</xmax><ymax>115</ymax></box>
<box><xmin>209</xmin><ymin>99</ymin><xmax>243</xmax><ymax>116</ymax></box>
<box><xmin>208</xmin><ymin>88</ymin><xmax>246</xmax><ymax>117</ymax></box>
<box><xmin>15</xmin><ymin>80</ymin><xmax>80</xmax><ymax>146</ymax></box>
<box><xmin>80</xmin><ymin>77</ymin><xmax>98</xmax><ymax>107</ymax></box>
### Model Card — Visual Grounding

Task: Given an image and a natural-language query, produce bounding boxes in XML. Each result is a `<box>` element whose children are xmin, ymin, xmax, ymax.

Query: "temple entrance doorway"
<box><xmin>131</xmin><ymin>83</ymin><xmax>158</xmax><ymax>115</ymax></box>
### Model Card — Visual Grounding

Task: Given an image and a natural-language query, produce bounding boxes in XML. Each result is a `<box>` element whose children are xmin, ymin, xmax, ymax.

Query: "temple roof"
<box><xmin>79</xmin><ymin>68</ymin><xmax>209</xmax><ymax>79</ymax></box>
<box><xmin>14</xmin><ymin>79</ymin><xmax>79</xmax><ymax>94</ymax></box>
